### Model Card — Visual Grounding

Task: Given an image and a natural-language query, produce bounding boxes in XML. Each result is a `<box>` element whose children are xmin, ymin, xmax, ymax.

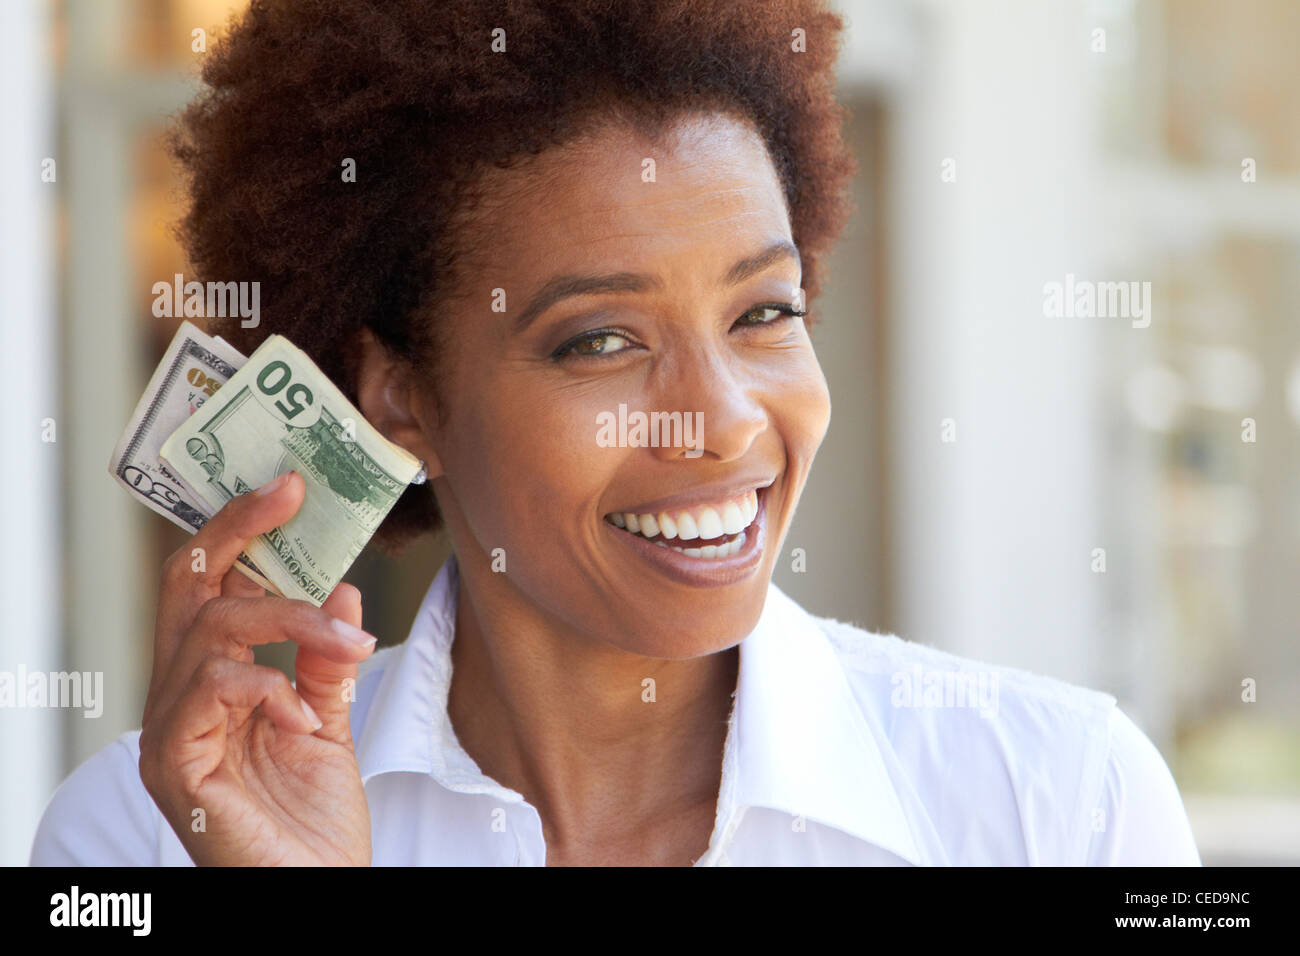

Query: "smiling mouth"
<box><xmin>603</xmin><ymin>488</ymin><xmax>761</xmax><ymax>559</ymax></box>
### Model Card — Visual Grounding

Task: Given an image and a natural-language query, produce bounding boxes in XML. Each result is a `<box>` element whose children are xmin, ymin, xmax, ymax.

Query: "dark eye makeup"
<box><xmin>550</xmin><ymin>301</ymin><xmax>808</xmax><ymax>360</ymax></box>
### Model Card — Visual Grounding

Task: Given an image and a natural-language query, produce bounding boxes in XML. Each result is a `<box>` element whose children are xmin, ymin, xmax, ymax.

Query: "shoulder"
<box><xmin>793</xmin><ymin>596</ymin><xmax>1198</xmax><ymax>864</ymax></box>
<box><xmin>1085</xmin><ymin>706</ymin><xmax>1202</xmax><ymax>864</ymax></box>
<box><xmin>818</xmin><ymin>609</ymin><xmax>1118</xmax><ymax>735</ymax></box>
<box><xmin>30</xmin><ymin>731</ymin><xmax>162</xmax><ymax>866</ymax></box>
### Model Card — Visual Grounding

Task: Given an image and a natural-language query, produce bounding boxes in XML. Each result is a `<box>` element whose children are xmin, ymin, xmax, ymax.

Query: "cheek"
<box><xmin>804</xmin><ymin>362</ymin><xmax>832</xmax><ymax>451</ymax></box>
<box><xmin>441</xmin><ymin>377</ymin><xmax>617</xmax><ymax>546</ymax></box>
<box><xmin>762</xmin><ymin>348</ymin><xmax>832</xmax><ymax>461</ymax></box>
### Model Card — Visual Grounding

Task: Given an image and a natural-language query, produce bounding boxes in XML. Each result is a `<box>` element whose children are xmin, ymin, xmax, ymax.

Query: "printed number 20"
<box><xmin>256</xmin><ymin>359</ymin><xmax>314</xmax><ymax>419</ymax></box>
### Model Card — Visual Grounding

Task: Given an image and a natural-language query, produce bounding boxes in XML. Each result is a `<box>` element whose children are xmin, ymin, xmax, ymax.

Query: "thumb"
<box><xmin>293</xmin><ymin>582</ymin><xmax>369</xmax><ymax>744</ymax></box>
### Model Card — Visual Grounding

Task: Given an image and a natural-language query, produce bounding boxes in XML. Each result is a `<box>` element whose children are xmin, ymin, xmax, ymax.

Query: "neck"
<box><xmin>446</xmin><ymin>555</ymin><xmax>740</xmax><ymax>859</ymax></box>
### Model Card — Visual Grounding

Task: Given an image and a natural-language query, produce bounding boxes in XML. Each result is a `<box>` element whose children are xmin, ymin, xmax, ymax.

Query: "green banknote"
<box><xmin>159</xmin><ymin>335</ymin><xmax>423</xmax><ymax>605</ymax></box>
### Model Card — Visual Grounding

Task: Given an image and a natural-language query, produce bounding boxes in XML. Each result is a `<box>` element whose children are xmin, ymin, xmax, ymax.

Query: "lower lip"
<box><xmin>603</xmin><ymin>491</ymin><xmax>768</xmax><ymax>588</ymax></box>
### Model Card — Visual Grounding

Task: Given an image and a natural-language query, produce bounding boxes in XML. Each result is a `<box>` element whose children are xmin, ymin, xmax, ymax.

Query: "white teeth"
<box><xmin>669</xmin><ymin>531</ymin><xmax>745</xmax><ymax>559</ymax></box>
<box><xmin>696</xmin><ymin>507</ymin><xmax>723</xmax><ymax>539</ymax></box>
<box><xmin>607</xmin><ymin>489</ymin><xmax>763</xmax><ymax>543</ymax></box>
<box><xmin>721</xmin><ymin>502</ymin><xmax>745</xmax><ymax>535</ymax></box>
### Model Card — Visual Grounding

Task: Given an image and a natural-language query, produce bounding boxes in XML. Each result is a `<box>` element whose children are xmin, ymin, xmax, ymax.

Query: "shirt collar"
<box><xmin>355</xmin><ymin>553</ymin><xmax>927</xmax><ymax>864</ymax></box>
<box><xmin>355</xmin><ymin>554</ymin><xmax>529</xmax><ymax>803</ymax></box>
<box><xmin>727</xmin><ymin>582</ymin><xmax>927</xmax><ymax>864</ymax></box>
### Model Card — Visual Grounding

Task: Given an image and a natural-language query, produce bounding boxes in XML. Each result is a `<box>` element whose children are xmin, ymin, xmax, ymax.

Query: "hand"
<box><xmin>138</xmin><ymin>471</ymin><xmax>376</xmax><ymax>865</ymax></box>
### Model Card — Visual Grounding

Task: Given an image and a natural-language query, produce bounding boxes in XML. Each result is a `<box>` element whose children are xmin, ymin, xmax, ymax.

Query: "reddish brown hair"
<box><xmin>176</xmin><ymin>0</ymin><xmax>857</xmax><ymax>548</ymax></box>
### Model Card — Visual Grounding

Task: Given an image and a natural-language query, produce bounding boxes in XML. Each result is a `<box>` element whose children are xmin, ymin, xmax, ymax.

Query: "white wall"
<box><xmin>882</xmin><ymin>0</ymin><xmax>1105</xmax><ymax>687</ymax></box>
<box><xmin>0</xmin><ymin>0</ymin><xmax>61</xmax><ymax>867</ymax></box>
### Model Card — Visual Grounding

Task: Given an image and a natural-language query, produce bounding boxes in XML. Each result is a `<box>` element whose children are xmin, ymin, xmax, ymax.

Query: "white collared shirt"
<box><xmin>30</xmin><ymin>555</ymin><xmax>1200</xmax><ymax>866</ymax></box>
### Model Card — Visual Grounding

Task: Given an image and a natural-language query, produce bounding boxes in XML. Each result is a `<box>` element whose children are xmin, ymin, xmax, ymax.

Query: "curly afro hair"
<box><xmin>176</xmin><ymin>0</ymin><xmax>857</xmax><ymax>549</ymax></box>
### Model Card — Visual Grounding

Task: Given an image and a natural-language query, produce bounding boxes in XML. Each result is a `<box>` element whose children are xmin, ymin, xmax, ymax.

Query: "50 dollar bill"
<box><xmin>158</xmin><ymin>335</ymin><xmax>423</xmax><ymax>605</ymax></box>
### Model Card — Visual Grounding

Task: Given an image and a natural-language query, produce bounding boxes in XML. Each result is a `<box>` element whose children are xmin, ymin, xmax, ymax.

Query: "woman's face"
<box><xmin>420</xmin><ymin>111</ymin><xmax>830</xmax><ymax>658</ymax></box>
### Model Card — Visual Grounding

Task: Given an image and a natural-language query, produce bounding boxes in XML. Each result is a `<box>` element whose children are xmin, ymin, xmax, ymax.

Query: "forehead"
<box><xmin>458</xmin><ymin>112</ymin><xmax>792</xmax><ymax>287</ymax></box>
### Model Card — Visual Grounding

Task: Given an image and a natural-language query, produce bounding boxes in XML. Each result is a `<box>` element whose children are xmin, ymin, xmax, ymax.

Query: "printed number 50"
<box><xmin>256</xmin><ymin>359</ymin><xmax>314</xmax><ymax>419</ymax></box>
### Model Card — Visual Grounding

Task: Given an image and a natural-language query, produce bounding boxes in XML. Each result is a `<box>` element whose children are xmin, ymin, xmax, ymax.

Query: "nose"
<box><xmin>649</xmin><ymin>347</ymin><xmax>767</xmax><ymax>463</ymax></box>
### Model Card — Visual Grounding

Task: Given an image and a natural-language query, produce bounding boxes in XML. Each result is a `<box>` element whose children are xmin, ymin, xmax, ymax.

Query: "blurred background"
<box><xmin>2</xmin><ymin>0</ymin><xmax>1297</xmax><ymax>866</ymax></box>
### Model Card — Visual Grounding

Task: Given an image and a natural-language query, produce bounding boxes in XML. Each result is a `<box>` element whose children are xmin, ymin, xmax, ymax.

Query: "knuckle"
<box><xmin>190</xmin><ymin>597</ymin><xmax>233</xmax><ymax>634</ymax></box>
<box><xmin>216</xmin><ymin>491</ymin><xmax>259</xmax><ymax>534</ymax></box>
<box><xmin>287</xmin><ymin>603</ymin><xmax>329</xmax><ymax>638</ymax></box>
<box><xmin>192</xmin><ymin>654</ymin><xmax>228</xmax><ymax>687</ymax></box>
<box><xmin>160</xmin><ymin>549</ymin><xmax>191</xmax><ymax>588</ymax></box>
<box><xmin>267</xmin><ymin>668</ymin><xmax>294</xmax><ymax>696</ymax></box>
<box><xmin>162</xmin><ymin>543</ymin><xmax>219</xmax><ymax>590</ymax></box>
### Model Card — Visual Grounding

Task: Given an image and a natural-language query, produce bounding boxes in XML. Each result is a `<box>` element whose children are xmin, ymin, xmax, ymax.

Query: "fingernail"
<box><xmin>256</xmin><ymin>471</ymin><xmax>295</xmax><ymax>496</ymax></box>
<box><xmin>300</xmin><ymin>697</ymin><xmax>322</xmax><ymax>730</ymax></box>
<box><xmin>331</xmin><ymin>617</ymin><xmax>378</xmax><ymax>648</ymax></box>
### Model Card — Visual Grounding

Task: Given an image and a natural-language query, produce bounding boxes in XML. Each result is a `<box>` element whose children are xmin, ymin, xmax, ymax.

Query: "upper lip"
<box><xmin>605</xmin><ymin>476</ymin><xmax>775</xmax><ymax>516</ymax></box>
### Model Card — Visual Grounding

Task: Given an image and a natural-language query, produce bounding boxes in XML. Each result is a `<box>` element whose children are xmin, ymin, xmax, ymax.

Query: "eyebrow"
<box><xmin>513</xmin><ymin>239</ymin><xmax>801</xmax><ymax>332</ymax></box>
<box><xmin>724</xmin><ymin>239</ymin><xmax>801</xmax><ymax>285</ymax></box>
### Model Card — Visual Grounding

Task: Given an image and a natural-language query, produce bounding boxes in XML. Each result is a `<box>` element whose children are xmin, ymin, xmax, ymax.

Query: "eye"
<box><xmin>733</xmin><ymin>303</ymin><xmax>807</xmax><ymax>329</ymax></box>
<box><xmin>552</xmin><ymin>328</ymin><xmax>635</xmax><ymax>359</ymax></box>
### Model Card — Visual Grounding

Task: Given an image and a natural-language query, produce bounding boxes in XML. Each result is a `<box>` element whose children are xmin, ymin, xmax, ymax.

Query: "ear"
<box><xmin>354</xmin><ymin>329</ymin><xmax>446</xmax><ymax>482</ymax></box>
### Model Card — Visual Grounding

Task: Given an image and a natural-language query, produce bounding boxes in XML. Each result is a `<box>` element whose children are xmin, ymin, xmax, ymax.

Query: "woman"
<box><xmin>32</xmin><ymin>0</ymin><xmax>1199</xmax><ymax>866</ymax></box>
